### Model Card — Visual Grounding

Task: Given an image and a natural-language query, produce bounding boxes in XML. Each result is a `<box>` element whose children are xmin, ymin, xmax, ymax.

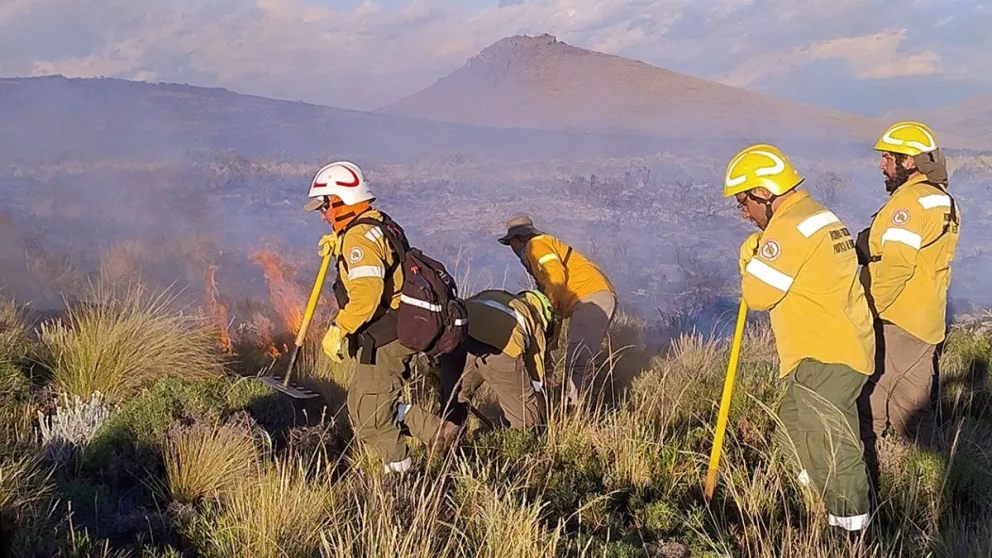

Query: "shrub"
<box><xmin>82</xmin><ymin>376</ymin><xmax>229</xmax><ymax>474</ymax></box>
<box><xmin>37</xmin><ymin>391</ymin><xmax>113</xmax><ymax>463</ymax></box>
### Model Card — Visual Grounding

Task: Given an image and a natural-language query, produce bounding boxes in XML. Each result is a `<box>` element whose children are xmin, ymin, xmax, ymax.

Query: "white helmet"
<box><xmin>304</xmin><ymin>161</ymin><xmax>374</xmax><ymax>210</ymax></box>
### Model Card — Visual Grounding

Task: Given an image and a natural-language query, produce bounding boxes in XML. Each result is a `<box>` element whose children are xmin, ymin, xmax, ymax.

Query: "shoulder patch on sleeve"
<box><xmin>348</xmin><ymin>246</ymin><xmax>364</xmax><ymax>264</ymax></box>
<box><xmin>759</xmin><ymin>239</ymin><xmax>781</xmax><ymax>261</ymax></box>
<box><xmin>891</xmin><ymin>208</ymin><xmax>911</xmax><ymax>226</ymax></box>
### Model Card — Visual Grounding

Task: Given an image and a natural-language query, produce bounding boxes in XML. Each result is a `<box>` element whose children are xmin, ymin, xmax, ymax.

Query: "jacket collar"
<box><xmin>890</xmin><ymin>172</ymin><xmax>931</xmax><ymax>196</ymax></box>
<box><xmin>766</xmin><ymin>189</ymin><xmax>809</xmax><ymax>227</ymax></box>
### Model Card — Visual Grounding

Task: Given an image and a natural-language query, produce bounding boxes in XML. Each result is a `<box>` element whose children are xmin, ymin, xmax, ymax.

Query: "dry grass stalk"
<box><xmin>163</xmin><ymin>419</ymin><xmax>263</xmax><ymax>504</ymax></box>
<box><xmin>38</xmin><ymin>280</ymin><xmax>225</xmax><ymax>402</ymax></box>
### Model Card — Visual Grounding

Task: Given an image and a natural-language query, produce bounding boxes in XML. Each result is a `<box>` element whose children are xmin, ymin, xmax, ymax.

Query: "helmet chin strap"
<box><xmin>746</xmin><ymin>190</ymin><xmax>777</xmax><ymax>221</ymax></box>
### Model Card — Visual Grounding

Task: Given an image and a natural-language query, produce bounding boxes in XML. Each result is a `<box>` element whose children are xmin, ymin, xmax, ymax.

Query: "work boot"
<box><xmin>428</xmin><ymin>420</ymin><xmax>462</xmax><ymax>454</ymax></box>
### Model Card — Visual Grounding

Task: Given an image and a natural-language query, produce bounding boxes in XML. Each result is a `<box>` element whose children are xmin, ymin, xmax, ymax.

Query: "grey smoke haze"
<box><xmin>0</xmin><ymin>75</ymin><xmax>989</xmax><ymax>339</ymax></box>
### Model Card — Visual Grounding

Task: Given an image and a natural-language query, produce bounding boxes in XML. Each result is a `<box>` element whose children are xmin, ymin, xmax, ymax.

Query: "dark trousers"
<box><xmin>777</xmin><ymin>358</ymin><xmax>872</xmax><ymax>530</ymax></box>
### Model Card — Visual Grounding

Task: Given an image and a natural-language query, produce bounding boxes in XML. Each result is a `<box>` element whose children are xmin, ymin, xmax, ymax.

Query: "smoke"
<box><xmin>1</xmin><ymin>76</ymin><xmax>990</xmax><ymax>351</ymax></box>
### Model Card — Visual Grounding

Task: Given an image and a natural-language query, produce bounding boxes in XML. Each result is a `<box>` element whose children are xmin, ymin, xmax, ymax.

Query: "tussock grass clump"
<box><xmin>194</xmin><ymin>456</ymin><xmax>341</xmax><ymax>558</ymax></box>
<box><xmin>319</xmin><ymin>466</ymin><xmax>460</xmax><ymax>557</ymax></box>
<box><xmin>163</xmin><ymin>419</ymin><xmax>265</xmax><ymax>504</ymax></box>
<box><xmin>452</xmin><ymin>460</ymin><xmax>564</xmax><ymax>558</ymax></box>
<box><xmin>0</xmin><ymin>295</ymin><xmax>31</xmax><ymax>359</ymax></box>
<box><xmin>0</xmin><ymin>449</ymin><xmax>53</xmax><ymax>555</ymax></box>
<box><xmin>38</xmin><ymin>281</ymin><xmax>225</xmax><ymax>402</ymax></box>
<box><xmin>0</xmin><ymin>296</ymin><xmax>37</xmax><ymax>444</ymax></box>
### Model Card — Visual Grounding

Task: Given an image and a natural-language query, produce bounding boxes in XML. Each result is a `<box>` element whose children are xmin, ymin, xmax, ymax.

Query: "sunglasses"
<box><xmin>317</xmin><ymin>197</ymin><xmax>348</xmax><ymax>213</ymax></box>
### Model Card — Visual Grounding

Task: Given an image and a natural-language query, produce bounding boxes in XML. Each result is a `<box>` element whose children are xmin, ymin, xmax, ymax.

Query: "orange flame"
<box><xmin>249</xmin><ymin>249</ymin><xmax>305</xmax><ymax>337</ymax></box>
<box><xmin>204</xmin><ymin>263</ymin><xmax>232</xmax><ymax>352</ymax></box>
<box><xmin>250</xmin><ymin>312</ymin><xmax>281</xmax><ymax>358</ymax></box>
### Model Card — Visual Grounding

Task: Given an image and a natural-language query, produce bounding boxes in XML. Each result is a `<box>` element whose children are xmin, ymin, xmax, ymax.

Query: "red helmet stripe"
<box><xmin>335</xmin><ymin>167</ymin><xmax>360</xmax><ymax>187</ymax></box>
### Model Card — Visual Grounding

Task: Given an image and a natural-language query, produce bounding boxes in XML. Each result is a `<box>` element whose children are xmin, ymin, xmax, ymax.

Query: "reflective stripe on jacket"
<box><xmin>860</xmin><ymin>173</ymin><xmax>960</xmax><ymax>344</ymax></box>
<box><xmin>521</xmin><ymin>234</ymin><xmax>614</xmax><ymax>319</ymax></box>
<box><xmin>742</xmin><ymin>189</ymin><xmax>875</xmax><ymax>378</ymax></box>
<box><xmin>334</xmin><ymin>209</ymin><xmax>403</xmax><ymax>334</ymax></box>
<box><xmin>464</xmin><ymin>289</ymin><xmax>547</xmax><ymax>384</ymax></box>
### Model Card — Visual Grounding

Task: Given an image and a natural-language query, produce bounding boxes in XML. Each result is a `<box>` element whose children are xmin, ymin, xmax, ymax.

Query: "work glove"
<box><xmin>321</xmin><ymin>324</ymin><xmax>347</xmax><ymax>363</ymax></box>
<box><xmin>739</xmin><ymin>232</ymin><xmax>761</xmax><ymax>274</ymax></box>
<box><xmin>317</xmin><ymin>232</ymin><xmax>340</xmax><ymax>258</ymax></box>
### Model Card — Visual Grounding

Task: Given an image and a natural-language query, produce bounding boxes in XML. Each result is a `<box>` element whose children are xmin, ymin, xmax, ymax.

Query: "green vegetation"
<box><xmin>0</xmin><ymin>274</ymin><xmax>989</xmax><ymax>558</ymax></box>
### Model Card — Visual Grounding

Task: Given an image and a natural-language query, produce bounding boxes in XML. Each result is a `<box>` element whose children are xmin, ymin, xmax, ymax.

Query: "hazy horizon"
<box><xmin>2</xmin><ymin>0</ymin><xmax>990</xmax><ymax>115</ymax></box>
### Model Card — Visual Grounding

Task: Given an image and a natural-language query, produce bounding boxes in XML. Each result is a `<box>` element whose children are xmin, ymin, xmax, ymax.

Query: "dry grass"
<box><xmin>0</xmin><ymin>296</ymin><xmax>37</xmax><ymax>445</ymax></box>
<box><xmin>162</xmin><ymin>419</ymin><xmax>265</xmax><ymax>504</ymax></box>
<box><xmin>1</xmin><ymin>264</ymin><xmax>989</xmax><ymax>556</ymax></box>
<box><xmin>37</xmin><ymin>280</ymin><xmax>226</xmax><ymax>402</ymax></box>
<box><xmin>449</xmin><ymin>459</ymin><xmax>565</xmax><ymax>557</ymax></box>
<box><xmin>198</xmin><ymin>455</ymin><xmax>342</xmax><ymax>558</ymax></box>
<box><xmin>0</xmin><ymin>450</ymin><xmax>51</xmax><ymax>519</ymax></box>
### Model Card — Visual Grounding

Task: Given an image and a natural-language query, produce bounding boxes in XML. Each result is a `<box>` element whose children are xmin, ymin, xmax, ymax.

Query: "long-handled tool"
<box><xmin>256</xmin><ymin>252</ymin><xmax>332</xmax><ymax>399</ymax></box>
<box><xmin>703</xmin><ymin>298</ymin><xmax>748</xmax><ymax>502</ymax></box>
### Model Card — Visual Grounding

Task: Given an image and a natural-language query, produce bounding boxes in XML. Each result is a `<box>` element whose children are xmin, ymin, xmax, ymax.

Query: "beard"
<box><xmin>884</xmin><ymin>163</ymin><xmax>915</xmax><ymax>193</ymax></box>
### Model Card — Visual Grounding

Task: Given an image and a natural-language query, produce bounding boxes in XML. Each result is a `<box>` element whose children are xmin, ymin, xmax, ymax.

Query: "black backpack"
<box><xmin>336</xmin><ymin>211</ymin><xmax>468</xmax><ymax>360</ymax></box>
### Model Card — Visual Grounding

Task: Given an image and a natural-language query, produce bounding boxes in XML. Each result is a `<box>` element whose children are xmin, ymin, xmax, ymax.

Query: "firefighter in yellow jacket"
<box><xmin>726</xmin><ymin>143</ymin><xmax>874</xmax><ymax>533</ymax></box>
<box><xmin>856</xmin><ymin>121</ymin><xmax>959</xmax><ymax>449</ymax></box>
<box><xmin>305</xmin><ymin>161</ymin><xmax>458</xmax><ymax>474</ymax></box>
<box><xmin>498</xmin><ymin>217</ymin><xmax>616</xmax><ymax>406</ymax></box>
<box><xmin>437</xmin><ymin>289</ymin><xmax>554</xmax><ymax>429</ymax></box>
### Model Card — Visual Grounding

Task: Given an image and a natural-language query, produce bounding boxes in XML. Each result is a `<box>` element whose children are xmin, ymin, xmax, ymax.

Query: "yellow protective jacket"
<box><xmin>464</xmin><ymin>289</ymin><xmax>547</xmax><ymax>384</ymax></box>
<box><xmin>741</xmin><ymin>190</ymin><xmax>875</xmax><ymax>378</ymax></box>
<box><xmin>859</xmin><ymin>174</ymin><xmax>960</xmax><ymax>344</ymax></box>
<box><xmin>521</xmin><ymin>234</ymin><xmax>614</xmax><ymax>319</ymax></box>
<box><xmin>332</xmin><ymin>208</ymin><xmax>403</xmax><ymax>335</ymax></box>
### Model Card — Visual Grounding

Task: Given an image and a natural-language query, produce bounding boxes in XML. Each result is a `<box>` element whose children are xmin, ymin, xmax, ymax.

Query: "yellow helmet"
<box><xmin>873</xmin><ymin>121</ymin><xmax>938</xmax><ymax>157</ymax></box>
<box><xmin>519</xmin><ymin>289</ymin><xmax>554</xmax><ymax>330</ymax></box>
<box><xmin>723</xmin><ymin>143</ymin><xmax>804</xmax><ymax>197</ymax></box>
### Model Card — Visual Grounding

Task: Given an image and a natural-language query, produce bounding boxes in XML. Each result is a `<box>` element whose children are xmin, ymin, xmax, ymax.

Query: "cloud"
<box><xmin>718</xmin><ymin>28</ymin><xmax>942</xmax><ymax>88</ymax></box>
<box><xmin>1</xmin><ymin>0</ymin><xmax>989</xmax><ymax>112</ymax></box>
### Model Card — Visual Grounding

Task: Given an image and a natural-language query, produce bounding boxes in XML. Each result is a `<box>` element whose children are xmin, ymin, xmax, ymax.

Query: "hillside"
<box><xmin>0</xmin><ymin>75</ymin><xmax>700</xmax><ymax>165</ymax></box>
<box><xmin>885</xmin><ymin>94</ymin><xmax>992</xmax><ymax>144</ymax></box>
<box><xmin>377</xmin><ymin>34</ymin><xmax>957</xmax><ymax>145</ymax></box>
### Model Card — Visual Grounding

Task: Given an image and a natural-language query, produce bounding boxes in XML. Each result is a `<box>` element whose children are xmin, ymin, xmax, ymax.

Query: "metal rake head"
<box><xmin>255</xmin><ymin>375</ymin><xmax>321</xmax><ymax>399</ymax></box>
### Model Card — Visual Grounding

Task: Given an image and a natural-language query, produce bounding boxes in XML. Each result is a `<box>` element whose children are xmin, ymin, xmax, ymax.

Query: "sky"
<box><xmin>1</xmin><ymin>0</ymin><xmax>989</xmax><ymax>115</ymax></box>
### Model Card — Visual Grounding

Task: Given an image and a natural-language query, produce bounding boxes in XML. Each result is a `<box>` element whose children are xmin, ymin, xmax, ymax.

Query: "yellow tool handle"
<box><xmin>293</xmin><ymin>252</ymin><xmax>332</xmax><ymax>347</ymax></box>
<box><xmin>704</xmin><ymin>298</ymin><xmax>748</xmax><ymax>502</ymax></box>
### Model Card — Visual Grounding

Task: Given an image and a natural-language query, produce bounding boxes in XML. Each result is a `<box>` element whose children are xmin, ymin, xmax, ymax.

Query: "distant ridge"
<box><xmin>884</xmin><ymin>94</ymin><xmax>992</xmax><ymax>144</ymax></box>
<box><xmin>377</xmin><ymin>34</ymin><xmax>983</xmax><ymax>148</ymax></box>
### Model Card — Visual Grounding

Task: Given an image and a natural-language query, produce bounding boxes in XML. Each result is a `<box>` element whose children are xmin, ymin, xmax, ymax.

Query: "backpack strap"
<box><xmin>861</xmin><ymin>210</ymin><xmax>883</xmax><ymax>264</ymax></box>
<box><xmin>860</xmin><ymin>181</ymin><xmax>959</xmax><ymax>265</ymax></box>
<box><xmin>337</xmin><ymin>210</ymin><xmax>409</xmax><ymax>276</ymax></box>
<box><xmin>918</xmin><ymin>181</ymin><xmax>958</xmax><ymax>251</ymax></box>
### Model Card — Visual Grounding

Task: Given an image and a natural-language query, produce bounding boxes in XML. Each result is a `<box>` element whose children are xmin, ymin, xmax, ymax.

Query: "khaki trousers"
<box><xmin>858</xmin><ymin>321</ymin><xmax>938</xmax><ymax>446</ymax></box>
<box><xmin>438</xmin><ymin>338</ymin><xmax>543</xmax><ymax>429</ymax></box>
<box><xmin>564</xmin><ymin>290</ymin><xmax>617</xmax><ymax>404</ymax></box>
<box><xmin>346</xmin><ymin>340</ymin><xmax>447</xmax><ymax>465</ymax></box>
